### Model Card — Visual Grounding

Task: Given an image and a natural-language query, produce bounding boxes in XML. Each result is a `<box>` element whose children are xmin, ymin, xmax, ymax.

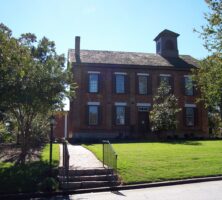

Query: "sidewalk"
<box><xmin>70</xmin><ymin>180</ymin><xmax>222</xmax><ymax>200</ymax></box>
<box><xmin>60</xmin><ymin>144</ymin><xmax>104</xmax><ymax>170</ymax></box>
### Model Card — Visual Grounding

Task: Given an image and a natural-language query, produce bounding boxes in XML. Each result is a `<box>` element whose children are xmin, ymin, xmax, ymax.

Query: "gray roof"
<box><xmin>154</xmin><ymin>29</ymin><xmax>180</xmax><ymax>41</ymax></box>
<box><xmin>68</xmin><ymin>49</ymin><xmax>198</xmax><ymax>68</ymax></box>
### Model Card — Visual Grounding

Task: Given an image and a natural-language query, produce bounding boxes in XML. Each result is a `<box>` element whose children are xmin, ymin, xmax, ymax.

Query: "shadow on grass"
<box><xmin>81</xmin><ymin>139</ymin><xmax>203</xmax><ymax>146</ymax></box>
<box><xmin>164</xmin><ymin>140</ymin><xmax>202</xmax><ymax>146</ymax></box>
<box><xmin>0</xmin><ymin>161</ymin><xmax>58</xmax><ymax>194</ymax></box>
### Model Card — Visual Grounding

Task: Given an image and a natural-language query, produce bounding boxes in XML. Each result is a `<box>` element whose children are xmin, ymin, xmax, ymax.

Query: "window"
<box><xmin>160</xmin><ymin>76</ymin><xmax>170</xmax><ymax>85</ymax></box>
<box><xmin>184</xmin><ymin>76</ymin><xmax>194</xmax><ymax>96</ymax></box>
<box><xmin>116</xmin><ymin>74</ymin><xmax>125</xmax><ymax>93</ymax></box>
<box><xmin>88</xmin><ymin>105</ymin><xmax>98</xmax><ymax>125</ymax></box>
<box><xmin>116</xmin><ymin>106</ymin><xmax>125</xmax><ymax>125</ymax></box>
<box><xmin>138</xmin><ymin>76</ymin><xmax>148</xmax><ymax>95</ymax></box>
<box><xmin>185</xmin><ymin>107</ymin><xmax>195</xmax><ymax>127</ymax></box>
<box><xmin>138</xmin><ymin>106</ymin><xmax>149</xmax><ymax>112</ymax></box>
<box><xmin>89</xmin><ymin>74</ymin><xmax>99</xmax><ymax>93</ymax></box>
<box><xmin>157</xmin><ymin>42</ymin><xmax>160</xmax><ymax>52</ymax></box>
<box><xmin>165</xmin><ymin>40</ymin><xmax>174</xmax><ymax>50</ymax></box>
<box><xmin>159</xmin><ymin>75</ymin><xmax>173</xmax><ymax>93</ymax></box>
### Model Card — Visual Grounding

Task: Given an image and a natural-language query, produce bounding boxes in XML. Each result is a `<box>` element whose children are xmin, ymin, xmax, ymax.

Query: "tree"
<box><xmin>150</xmin><ymin>82</ymin><xmax>181</xmax><ymax>136</ymax></box>
<box><xmin>192</xmin><ymin>55</ymin><xmax>222</xmax><ymax>114</ymax></box>
<box><xmin>197</xmin><ymin>0</ymin><xmax>222</xmax><ymax>53</ymax></box>
<box><xmin>192</xmin><ymin>0</ymin><xmax>222</xmax><ymax>118</ymax></box>
<box><xmin>0</xmin><ymin>23</ymin><xmax>76</xmax><ymax>162</ymax></box>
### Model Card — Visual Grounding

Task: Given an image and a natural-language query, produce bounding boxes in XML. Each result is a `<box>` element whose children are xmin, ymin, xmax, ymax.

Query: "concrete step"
<box><xmin>60</xmin><ymin>180</ymin><xmax>120</xmax><ymax>190</ymax></box>
<box><xmin>59</xmin><ymin>168</ymin><xmax>114</xmax><ymax>176</ymax></box>
<box><xmin>58</xmin><ymin>174</ymin><xmax>118</xmax><ymax>182</ymax></box>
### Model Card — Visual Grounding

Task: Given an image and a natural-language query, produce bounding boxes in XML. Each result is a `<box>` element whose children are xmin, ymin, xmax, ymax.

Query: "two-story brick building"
<box><xmin>67</xmin><ymin>29</ymin><xmax>209</xmax><ymax>140</ymax></box>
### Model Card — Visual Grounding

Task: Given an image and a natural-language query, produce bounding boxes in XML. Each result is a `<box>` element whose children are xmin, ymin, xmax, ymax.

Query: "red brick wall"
<box><xmin>54</xmin><ymin>113</ymin><xmax>65</xmax><ymax>139</ymax></box>
<box><xmin>68</xmin><ymin>63</ymin><xmax>209</xmax><ymax>139</ymax></box>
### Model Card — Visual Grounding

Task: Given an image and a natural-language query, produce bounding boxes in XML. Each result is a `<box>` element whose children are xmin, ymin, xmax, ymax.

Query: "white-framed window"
<box><xmin>138</xmin><ymin>106</ymin><xmax>149</xmax><ymax>112</ymax></box>
<box><xmin>88</xmin><ymin>105</ymin><xmax>99</xmax><ymax>125</ymax></box>
<box><xmin>138</xmin><ymin>76</ymin><xmax>148</xmax><ymax>95</ymax></box>
<box><xmin>185</xmin><ymin>107</ymin><xmax>195</xmax><ymax>127</ymax></box>
<box><xmin>160</xmin><ymin>75</ymin><xmax>170</xmax><ymax>85</ymax></box>
<box><xmin>89</xmin><ymin>73</ymin><xmax>99</xmax><ymax>93</ymax></box>
<box><xmin>184</xmin><ymin>75</ymin><xmax>194</xmax><ymax>96</ymax></box>
<box><xmin>116</xmin><ymin>74</ymin><xmax>125</xmax><ymax>93</ymax></box>
<box><xmin>116</xmin><ymin>106</ymin><xmax>125</xmax><ymax>125</ymax></box>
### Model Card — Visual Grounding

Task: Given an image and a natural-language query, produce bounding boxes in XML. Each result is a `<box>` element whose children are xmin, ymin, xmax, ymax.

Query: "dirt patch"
<box><xmin>0</xmin><ymin>143</ymin><xmax>43</xmax><ymax>163</ymax></box>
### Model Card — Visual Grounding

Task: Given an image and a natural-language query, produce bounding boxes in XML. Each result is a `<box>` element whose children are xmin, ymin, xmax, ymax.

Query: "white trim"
<box><xmin>136</xmin><ymin>103</ymin><xmax>151</xmax><ymax>107</ymax></box>
<box><xmin>114</xmin><ymin>72</ymin><xmax>127</xmax><ymax>75</ymax></box>
<box><xmin>115</xmin><ymin>102</ymin><xmax>127</xmax><ymax>106</ymax></box>
<box><xmin>87</xmin><ymin>102</ymin><xmax>100</xmax><ymax>106</ymax></box>
<box><xmin>184</xmin><ymin>75</ymin><xmax>191</xmax><ymax>78</ymax></box>
<box><xmin>160</xmin><ymin>74</ymin><xmax>171</xmax><ymax>77</ymax></box>
<box><xmin>87</xmin><ymin>71</ymin><xmax>101</xmax><ymax>74</ymax></box>
<box><xmin>185</xmin><ymin>104</ymin><xmax>196</xmax><ymax>108</ymax></box>
<box><xmin>137</xmin><ymin>73</ymin><xmax>149</xmax><ymax>76</ymax></box>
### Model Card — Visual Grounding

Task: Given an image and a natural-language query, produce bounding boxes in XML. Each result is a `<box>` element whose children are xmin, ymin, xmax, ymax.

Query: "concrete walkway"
<box><xmin>60</xmin><ymin>144</ymin><xmax>104</xmax><ymax>170</ymax></box>
<box><xmin>71</xmin><ymin>180</ymin><xmax>222</xmax><ymax>200</ymax></box>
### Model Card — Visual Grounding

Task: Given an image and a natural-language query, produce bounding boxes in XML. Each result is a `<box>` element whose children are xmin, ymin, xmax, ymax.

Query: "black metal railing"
<box><xmin>102</xmin><ymin>140</ymin><xmax>118</xmax><ymax>172</ymax></box>
<box><xmin>62</xmin><ymin>139</ymin><xmax>70</xmax><ymax>183</ymax></box>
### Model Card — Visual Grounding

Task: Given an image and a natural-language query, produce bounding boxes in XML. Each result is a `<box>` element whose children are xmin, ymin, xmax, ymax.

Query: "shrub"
<box><xmin>38</xmin><ymin>177</ymin><xmax>59</xmax><ymax>192</ymax></box>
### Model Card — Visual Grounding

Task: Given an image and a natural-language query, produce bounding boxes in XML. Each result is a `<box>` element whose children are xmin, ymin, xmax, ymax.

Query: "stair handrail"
<box><xmin>102</xmin><ymin>140</ymin><xmax>118</xmax><ymax>173</ymax></box>
<box><xmin>62</xmin><ymin>139</ymin><xmax>70</xmax><ymax>183</ymax></box>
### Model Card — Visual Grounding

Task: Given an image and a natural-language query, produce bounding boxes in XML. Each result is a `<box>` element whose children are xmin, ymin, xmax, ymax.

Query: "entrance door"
<box><xmin>138</xmin><ymin>111</ymin><xmax>150</xmax><ymax>135</ymax></box>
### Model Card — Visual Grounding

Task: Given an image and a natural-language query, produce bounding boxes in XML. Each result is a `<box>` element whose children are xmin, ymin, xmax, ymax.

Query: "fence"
<box><xmin>102</xmin><ymin>140</ymin><xmax>118</xmax><ymax>172</ymax></box>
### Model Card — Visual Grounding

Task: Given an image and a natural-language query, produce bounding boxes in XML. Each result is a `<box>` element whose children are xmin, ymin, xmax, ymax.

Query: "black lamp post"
<box><xmin>49</xmin><ymin>115</ymin><xmax>56</xmax><ymax>175</ymax></box>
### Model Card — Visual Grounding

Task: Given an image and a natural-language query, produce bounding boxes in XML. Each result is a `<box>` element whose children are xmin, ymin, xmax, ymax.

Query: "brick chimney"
<box><xmin>75</xmin><ymin>36</ymin><xmax>80</xmax><ymax>62</ymax></box>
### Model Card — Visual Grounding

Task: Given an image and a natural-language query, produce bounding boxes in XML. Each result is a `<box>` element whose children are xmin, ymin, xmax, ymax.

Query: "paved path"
<box><xmin>71</xmin><ymin>180</ymin><xmax>222</xmax><ymax>200</ymax></box>
<box><xmin>36</xmin><ymin>180</ymin><xmax>222</xmax><ymax>199</ymax></box>
<box><xmin>60</xmin><ymin>144</ymin><xmax>104</xmax><ymax>170</ymax></box>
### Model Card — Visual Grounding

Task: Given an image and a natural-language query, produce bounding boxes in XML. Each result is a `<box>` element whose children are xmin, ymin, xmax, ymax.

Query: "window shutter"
<box><xmin>85</xmin><ymin>105</ymin><xmax>89</xmax><ymax>125</ymax></box>
<box><xmin>194</xmin><ymin>107</ymin><xmax>198</xmax><ymax>126</ymax></box>
<box><xmin>136</xmin><ymin>75</ymin><xmax>139</xmax><ymax>94</ymax></box>
<box><xmin>112</xmin><ymin>106</ymin><xmax>116</xmax><ymax>125</ymax></box>
<box><xmin>182</xmin><ymin>77</ymin><xmax>185</xmax><ymax>95</ymax></box>
<box><xmin>112</xmin><ymin>74</ymin><xmax>116</xmax><ymax>94</ymax></box>
<box><xmin>98</xmin><ymin>105</ymin><xmax>102</xmax><ymax>125</ymax></box>
<box><xmin>125</xmin><ymin>106</ymin><xmax>130</xmax><ymax>125</ymax></box>
<box><xmin>98</xmin><ymin>74</ymin><xmax>102</xmax><ymax>93</ymax></box>
<box><xmin>147</xmin><ymin>75</ymin><xmax>152</xmax><ymax>95</ymax></box>
<box><xmin>87</xmin><ymin>73</ymin><xmax>90</xmax><ymax>93</ymax></box>
<box><xmin>125</xmin><ymin>75</ymin><xmax>129</xmax><ymax>94</ymax></box>
<box><xmin>170</xmin><ymin>76</ymin><xmax>174</xmax><ymax>93</ymax></box>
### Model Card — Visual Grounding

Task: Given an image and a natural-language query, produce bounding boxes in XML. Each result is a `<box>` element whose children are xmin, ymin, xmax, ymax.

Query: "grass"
<box><xmin>84</xmin><ymin>140</ymin><xmax>222</xmax><ymax>184</ymax></box>
<box><xmin>40</xmin><ymin>143</ymin><xmax>60</xmax><ymax>166</ymax></box>
<box><xmin>0</xmin><ymin>143</ymin><xmax>60</xmax><ymax>194</ymax></box>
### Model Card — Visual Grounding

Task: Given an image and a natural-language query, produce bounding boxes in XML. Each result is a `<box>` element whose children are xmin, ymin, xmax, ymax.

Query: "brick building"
<box><xmin>67</xmin><ymin>29</ymin><xmax>209</xmax><ymax>140</ymax></box>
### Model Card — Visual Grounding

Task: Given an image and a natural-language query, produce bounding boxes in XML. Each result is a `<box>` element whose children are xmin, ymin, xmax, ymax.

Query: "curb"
<box><xmin>1</xmin><ymin>175</ymin><xmax>222</xmax><ymax>199</ymax></box>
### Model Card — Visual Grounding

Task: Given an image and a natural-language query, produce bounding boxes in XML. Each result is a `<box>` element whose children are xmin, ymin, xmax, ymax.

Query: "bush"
<box><xmin>38</xmin><ymin>177</ymin><xmax>59</xmax><ymax>192</ymax></box>
<box><xmin>0</xmin><ymin>122</ymin><xmax>15</xmax><ymax>143</ymax></box>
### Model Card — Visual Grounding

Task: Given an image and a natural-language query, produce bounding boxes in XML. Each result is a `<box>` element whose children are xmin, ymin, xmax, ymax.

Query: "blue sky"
<box><xmin>1</xmin><ymin>0</ymin><xmax>209</xmax><ymax>59</ymax></box>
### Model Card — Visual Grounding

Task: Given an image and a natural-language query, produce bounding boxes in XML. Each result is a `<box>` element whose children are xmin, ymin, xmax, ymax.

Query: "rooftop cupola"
<box><xmin>154</xmin><ymin>29</ymin><xmax>179</xmax><ymax>57</ymax></box>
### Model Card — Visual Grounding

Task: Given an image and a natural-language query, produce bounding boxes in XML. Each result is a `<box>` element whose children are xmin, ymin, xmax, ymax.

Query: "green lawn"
<box><xmin>0</xmin><ymin>143</ymin><xmax>60</xmax><ymax>194</ymax></box>
<box><xmin>41</xmin><ymin>143</ymin><xmax>60</xmax><ymax>166</ymax></box>
<box><xmin>84</xmin><ymin>140</ymin><xmax>222</xmax><ymax>184</ymax></box>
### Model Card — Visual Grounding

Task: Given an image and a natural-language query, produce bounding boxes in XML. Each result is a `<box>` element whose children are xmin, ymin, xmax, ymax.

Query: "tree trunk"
<box><xmin>18</xmin><ymin>124</ymin><xmax>31</xmax><ymax>164</ymax></box>
<box><xmin>18</xmin><ymin>131</ymin><xmax>27</xmax><ymax>164</ymax></box>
